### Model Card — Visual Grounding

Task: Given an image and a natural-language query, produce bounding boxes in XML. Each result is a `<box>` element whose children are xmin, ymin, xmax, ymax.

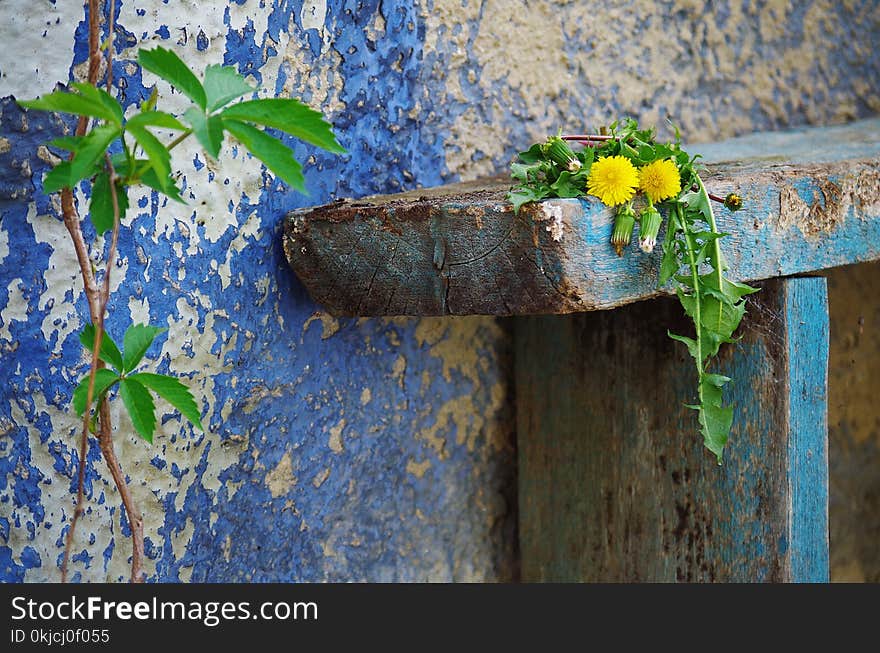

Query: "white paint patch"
<box><xmin>300</xmin><ymin>0</ymin><xmax>328</xmax><ymax>32</ymax></box>
<box><xmin>0</xmin><ymin>224</ymin><xmax>9</xmax><ymax>266</ymax></box>
<box><xmin>541</xmin><ymin>203</ymin><xmax>565</xmax><ymax>242</ymax></box>
<box><xmin>0</xmin><ymin>0</ymin><xmax>80</xmax><ymax>96</ymax></box>
<box><xmin>1</xmin><ymin>279</ymin><xmax>28</xmax><ymax>343</ymax></box>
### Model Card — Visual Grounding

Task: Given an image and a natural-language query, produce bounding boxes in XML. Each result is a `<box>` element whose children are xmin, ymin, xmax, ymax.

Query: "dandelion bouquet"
<box><xmin>508</xmin><ymin>118</ymin><xmax>757</xmax><ymax>462</ymax></box>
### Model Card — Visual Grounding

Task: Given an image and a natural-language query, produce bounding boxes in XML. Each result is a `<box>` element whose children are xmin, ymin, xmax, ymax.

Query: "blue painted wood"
<box><xmin>285</xmin><ymin>119</ymin><xmax>880</xmax><ymax>316</ymax></box>
<box><xmin>785</xmin><ymin>278</ymin><xmax>831</xmax><ymax>582</ymax></box>
<box><xmin>516</xmin><ymin>276</ymin><xmax>830</xmax><ymax>581</ymax></box>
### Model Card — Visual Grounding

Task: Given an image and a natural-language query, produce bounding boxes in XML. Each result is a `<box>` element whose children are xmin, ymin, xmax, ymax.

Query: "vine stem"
<box><xmin>60</xmin><ymin>0</ymin><xmax>144</xmax><ymax>584</ymax></box>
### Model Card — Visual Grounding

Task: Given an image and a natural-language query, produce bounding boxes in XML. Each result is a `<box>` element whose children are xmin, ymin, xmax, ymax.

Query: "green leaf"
<box><xmin>517</xmin><ymin>143</ymin><xmax>545</xmax><ymax>164</ymax></box>
<box><xmin>507</xmin><ymin>187</ymin><xmax>546</xmax><ymax>215</ymax></box>
<box><xmin>69</xmin><ymin>83</ymin><xmax>123</xmax><ymax>126</ymax></box>
<box><xmin>698</xmin><ymin>375</ymin><xmax>734</xmax><ymax>463</ymax></box>
<box><xmin>550</xmin><ymin>171</ymin><xmax>585</xmax><ymax>198</ymax></box>
<box><xmin>223</xmin><ymin>119</ymin><xmax>305</xmax><ymax>192</ymax></box>
<box><xmin>221</xmin><ymin>98</ymin><xmax>345</xmax><ymax>154</ymax></box>
<box><xmin>126</xmin><ymin>110</ymin><xmax>188</xmax><ymax>132</ymax></box>
<box><xmin>138</xmin><ymin>46</ymin><xmax>206</xmax><ymax>110</ymax></box>
<box><xmin>72</xmin><ymin>368</ymin><xmax>120</xmax><ymax>416</ymax></box>
<box><xmin>79</xmin><ymin>324</ymin><xmax>124</xmax><ymax>372</ymax></box>
<box><xmin>122</xmin><ymin>323</ymin><xmax>167</xmax><ymax>373</ymax></box>
<box><xmin>204</xmin><ymin>64</ymin><xmax>254</xmax><ymax>112</ymax></box>
<box><xmin>126</xmin><ymin>123</ymin><xmax>172</xmax><ymax>191</ymax></box>
<box><xmin>119</xmin><ymin>378</ymin><xmax>156</xmax><ymax>443</ymax></box>
<box><xmin>184</xmin><ymin>107</ymin><xmax>224</xmax><ymax>159</ymax></box>
<box><xmin>668</xmin><ymin>331</ymin><xmax>700</xmax><ymax>361</ymax></box>
<box><xmin>48</xmin><ymin>136</ymin><xmax>84</xmax><ymax>152</ymax></box>
<box><xmin>42</xmin><ymin>123</ymin><xmax>120</xmax><ymax>193</ymax></box>
<box><xmin>18</xmin><ymin>88</ymin><xmax>119</xmax><ymax>124</ymax></box>
<box><xmin>128</xmin><ymin>373</ymin><xmax>203</xmax><ymax>431</ymax></box>
<box><xmin>89</xmin><ymin>172</ymin><xmax>129</xmax><ymax>234</ymax></box>
<box><xmin>140</xmin><ymin>167</ymin><xmax>184</xmax><ymax>203</ymax></box>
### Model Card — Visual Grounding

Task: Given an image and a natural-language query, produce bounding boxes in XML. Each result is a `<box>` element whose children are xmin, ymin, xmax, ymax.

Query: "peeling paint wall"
<box><xmin>0</xmin><ymin>0</ymin><xmax>878</xmax><ymax>581</ymax></box>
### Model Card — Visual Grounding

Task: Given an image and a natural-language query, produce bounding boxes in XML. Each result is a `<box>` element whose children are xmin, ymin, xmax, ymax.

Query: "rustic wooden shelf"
<box><xmin>284</xmin><ymin>118</ymin><xmax>880</xmax><ymax>317</ymax></box>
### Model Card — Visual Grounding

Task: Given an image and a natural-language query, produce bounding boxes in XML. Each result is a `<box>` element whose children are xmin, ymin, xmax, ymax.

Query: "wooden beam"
<box><xmin>515</xmin><ymin>276</ymin><xmax>829</xmax><ymax>581</ymax></box>
<box><xmin>284</xmin><ymin>119</ymin><xmax>880</xmax><ymax>316</ymax></box>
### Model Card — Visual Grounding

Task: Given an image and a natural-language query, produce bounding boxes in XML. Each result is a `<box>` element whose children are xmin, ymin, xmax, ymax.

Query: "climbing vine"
<box><xmin>508</xmin><ymin>119</ymin><xmax>756</xmax><ymax>462</ymax></box>
<box><xmin>19</xmin><ymin>0</ymin><xmax>343</xmax><ymax>581</ymax></box>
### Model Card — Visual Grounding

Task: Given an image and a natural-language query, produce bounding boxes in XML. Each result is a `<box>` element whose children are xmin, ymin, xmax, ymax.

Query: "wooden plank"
<box><xmin>515</xmin><ymin>276</ymin><xmax>829</xmax><ymax>581</ymax></box>
<box><xmin>284</xmin><ymin>118</ymin><xmax>880</xmax><ymax>316</ymax></box>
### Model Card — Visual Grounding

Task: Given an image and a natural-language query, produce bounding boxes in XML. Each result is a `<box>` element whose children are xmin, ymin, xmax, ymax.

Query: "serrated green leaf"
<box><xmin>48</xmin><ymin>136</ymin><xmax>84</xmax><ymax>152</ymax></box>
<box><xmin>126</xmin><ymin>110</ymin><xmax>188</xmax><ymax>132</ymax></box>
<box><xmin>126</xmin><ymin>123</ymin><xmax>172</xmax><ymax>191</ymax></box>
<box><xmin>69</xmin><ymin>83</ymin><xmax>123</xmax><ymax>126</ymax></box>
<box><xmin>122</xmin><ymin>324</ymin><xmax>167</xmax><ymax>373</ymax></box>
<box><xmin>668</xmin><ymin>331</ymin><xmax>700</xmax><ymax>361</ymax></box>
<box><xmin>128</xmin><ymin>372</ymin><xmax>203</xmax><ymax>431</ymax></box>
<box><xmin>119</xmin><ymin>378</ymin><xmax>156</xmax><ymax>443</ymax></box>
<box><xmin>138</xmin><ymin>47</ymin><xmax>206</xmax><ymax>110</ymax></box>
<box><xmin>72</xmin><ymin>368</ymin><xmax>120</xmax><ymax>416</ymax></box>
<box><xmin>89</xmin><ymin>171</ymin><xmax>129</xmax><ymax>234</ymax></box>
<box><xmin>80</xmin><ymin>324</ymin><xmax>124</xmax><ymax>372</ymax></box>
<box><xmin>507</xmin><ymin>187</ymin><xmax>547</xmax><ymax>215</ymax></box>
<box><xmin>223</xmin><ymin>119</ymin><xmax>305</xmax><ymax>192</ymax></box>
<box><xmin>42</xmin><ymin>123</ymin><xmax>120</xmax><ymax>193</ymax></box>
<box><xmin>184</xmin><ymin>107</ymin><xmax>224</xmax><ymax>159</ymax></box>
<box><xmin>18</xmin><ymin>89</ymin><xmax>119</xmax><ymax>124</ymax></box>
<box><xmin>221</xmin><ymin>98</ymin><xmax>345</xmax><ymax>154</ymax></box>
<box><xmin>140</xmin><ymin>167</ymin><xmax>184</xmax><ymax>203</ymax></box>
<box><xmin>550</xmin><ymin>171</ymin><xmax>585</xmax><ymax>198</ymax></box>
<box><xmin>204</xmin><ymin>64</ymin><xmax>254</xmax><ymax>112</ymax></box>
<box><xmin>517</xmin><ymin>143</ymin><xmax>545</xmax><ymax>164</ymax></box>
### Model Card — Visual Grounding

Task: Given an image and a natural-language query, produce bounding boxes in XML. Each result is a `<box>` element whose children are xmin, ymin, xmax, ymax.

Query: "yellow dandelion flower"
<box><xmin>639</xmin><ymin>159</ymin><xmax>681</xmax><ymax>203</ymax></box>
<box><xmin>587</xmin><ymin>155</ymin><xmax>639</xmax><ymax>206</ymax></box>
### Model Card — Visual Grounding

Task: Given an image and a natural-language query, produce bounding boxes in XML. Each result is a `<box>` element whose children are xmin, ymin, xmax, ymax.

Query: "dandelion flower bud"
<box><xmin>611</xmin><ymin>203</ymin><xmax>636</xmax><ymax>256</ymax></box>
<box><xmin>638</xmin><ymin>205</ymin><xmax>662</xmax><ymax>253</ymax></box>
<box><xmin>542</xmin><ymin>136</ymin><xmax>582</xmax><ymax>172</ymax></box>
<box><xmin>724</xmin><ymin>193</ymin><xmax>743</xmax><ymax>211</ymax></box>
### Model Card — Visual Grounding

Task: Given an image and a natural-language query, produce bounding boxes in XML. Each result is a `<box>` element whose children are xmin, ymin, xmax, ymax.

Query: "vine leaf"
<box><xmin>18</xmin><ymin>87</ymin><xmax>120</xmax><ymax>125</ymax></box>
<box><xmin>126</xmin><ymin>110</ymin><xmax>188</xmax><ymax>132</ymax></box>
<box><xmin>184</xmin><ymin>108</ymin><xmax>224</xmax><ymax>159</ymax></box>
<box><xmin>204</xmin><ymin>65</ymin><xmax>254</xmax><ymax>112</ymax></box>
<box><xmin>138</xmin><ymin>46</ymin><xmax>207</xmax><ymax>110</ymax></box>
<box><xmin>122</xmin><ymin>324</ymin><xmax>167</xmax><ymax>373</ymax></box>
<box><xmin>126</xmin><ymin>123</ymin><xmax>172</xmax><ymax>193</ymax></box>
<box><xmin>72</xmin><ymin>368</ymin><xmax>120</xmax><ymax>416</ymax></box>
<box><xmin>223</xmin><ymin>119</ymin><xmax>305</xmax><ymax>192</ymax></box>
<box><xmin>80</xmin><ymin>325</ymin><xmax>124</xmax><ymax>373</ymax></box>
<box><xmin>129</xmin><ymin>372</ymin><xmax>203</xmax><ymax>431</ymax></box>
<box><xmin>119</xmin><ymin>378</ymin><xmax>156</xmax><ymax>443</ymax></box>
<box><xmin>89</xmin><ymin>171</ymin><xmax>129</xmax><ymax>234</ymax></box>
<box><xmin>220</xmin><ymin>98</ymin><xmax>346</xmax><ymax>154</ymax></box>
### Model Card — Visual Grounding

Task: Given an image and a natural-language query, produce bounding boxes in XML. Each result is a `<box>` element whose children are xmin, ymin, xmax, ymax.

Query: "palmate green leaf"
<box><xmin>72</xmin><ymin>368</ymin><xmax>120</xmax><ymax>416</ymax></box>
<box><xmin>119</xmin><ymin>378</ymin><xmax>156</xmax><ymax>443</ymax></box>
<box><xmin>204</xmin><ymin>64</ymin><xmax>254</xmax><ymax>112</ymax></box>
<box><xmin>221</xmin><ymin>98</ymin><xmax>345</xmax><ymax>154</ymax></box>
<box><xmin>138</xmin><ymin>46</ymin><xmax>207</xmax><ymax>110</ymax></box>
<box><xmin>18</xmin><ymin>88</ymin><xmax>120</xmax><ymax>125</ymax></box>
<box><xmin>89</xmin><ymin>171</ymin><xmax>129</xmax><ymax>234</ymax></box>
<box><xmin>128</xmin><ymin>372</ymin><xmax>203</xmax><ymax>431</ymax></box>
<box><xmin>184</xmin><ymin>107</ymin><xmax>224</xmax><ymax>159</ymax></box>
<box><xmin>43</xmin><ymin>123</ymin><xmax>120</xmax><ymax>193</ymax></box>
<box><xmin>122</xmin><ymin>324</ymin><xmax>167</xmax><ymax>373</ymax></box>
<box><xmin>80</xmin><ymin>324</ymin><xmax>124</xmax><ymax>372</ymax></box>
<box><xmin>126</xmin><ymin>123</ymin><xmax>172</xmax><ymax>192</ymax></box>
<box><xmin>69</xmin><ymin>83</ymin><xmax>124</xmax><ymax>126</ymax></box>
<box><xmin>114</xmin><ymin>156</ymin><xmax>184</xmax><ymax>203</ymax></box>
<box><xmin>223</xmin><ymin>119</ymin><xmax>305</xmax><ymax>192</ymax></box>
<box><xmin>48</xmin><ymin>135</ymin><xmax>84</xmax><ymax>152</ymax></box>
<box><xmin>126</xmin><ymin>110</ymin><xmax>188</xmax><ymax>132</ymax></box>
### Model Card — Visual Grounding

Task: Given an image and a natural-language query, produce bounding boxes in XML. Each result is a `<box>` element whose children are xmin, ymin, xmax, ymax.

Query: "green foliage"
<box><xmin>18</xmin><ymin>44</ymin><xmax>343</xmax><ymax>450</ymax></box>
<box><xmin>508</xmin><ymin>119</ymin><xmax>758</xmax><ymax>462</ymax></box>
<box><xmin>75</xmin><ymin>323</ymin><xmax>201</xmax><ymax>443</ymax></box>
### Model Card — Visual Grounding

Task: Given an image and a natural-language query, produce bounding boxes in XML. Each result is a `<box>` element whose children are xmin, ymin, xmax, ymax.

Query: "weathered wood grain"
<box><xmin>515</xmin><ymin>276</ymin><xmax>829</xmax><ymax>581</ymax></box>
<box><xmin>284</xmin><ymin>119</ymin><xmax>880</xmax><ymax>316</ymax></box>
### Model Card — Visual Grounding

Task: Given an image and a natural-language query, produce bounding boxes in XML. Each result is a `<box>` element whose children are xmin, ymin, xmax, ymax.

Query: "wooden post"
<box><xmin>516</xmin><ymin>276</ymin><xmax>829</xmax><ymax>582</ymax></box>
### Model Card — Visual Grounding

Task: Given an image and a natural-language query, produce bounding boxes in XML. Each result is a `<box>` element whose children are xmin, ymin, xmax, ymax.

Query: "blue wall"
<box><xmin>1</xmin><ymin>0</ymin><xmax>877</xmax><ymax>582</ymax></box>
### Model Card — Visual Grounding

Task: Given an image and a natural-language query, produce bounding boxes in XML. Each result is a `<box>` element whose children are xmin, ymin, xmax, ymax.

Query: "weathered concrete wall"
<box><xmin>1</xmin><ymin>0</ymin><xmax>878</xmax><ymax>581</ymax></box>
